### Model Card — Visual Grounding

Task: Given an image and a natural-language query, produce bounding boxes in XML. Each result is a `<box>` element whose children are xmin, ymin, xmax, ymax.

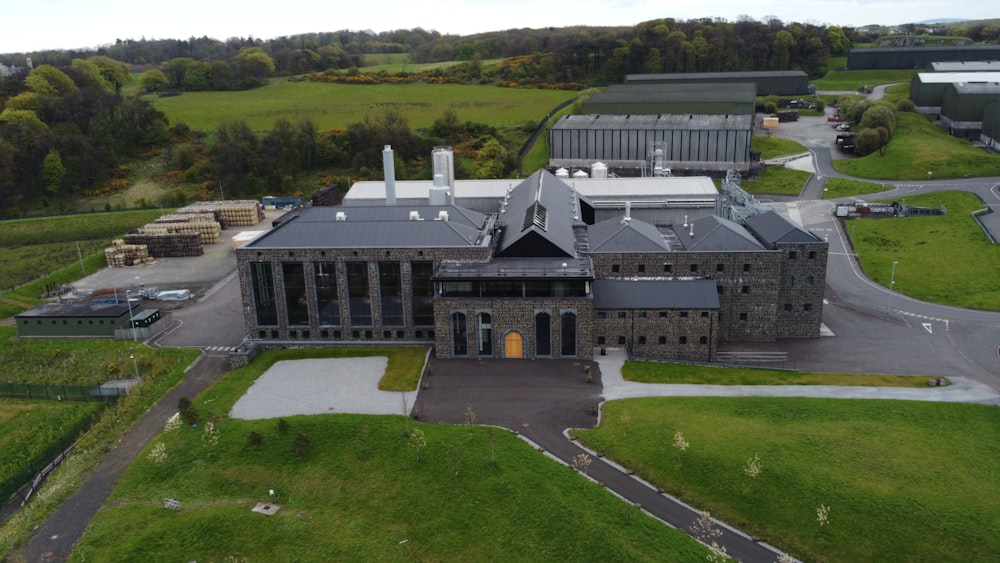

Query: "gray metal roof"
<box><xmin>245</xmin><ymin>205</ymin><xmax>490</xmax><ymax>249</ymax></box>
<box><xmin>744</xmin><ymin>211</ymin><xmax>819</xmax><ymax>246</ymax></box>
<box><xmin>914</xmin><ymin>72</ymin><xmax>1000</xmax><ymax>84</ymax></box>
<box><xmin>851</xmin><ymin>46</ymin><xmax>1000</xmax><ymax>54</ymax></box>
<box><xmin>673</xmin><ymin>215</ymin><xmax>765</xmax><ymax>251</ymax></box>
<box><xmin>16</xmin><ymin>301</ymin><xmax>135</xmax><ymax>318</ymax></box>
<box><xmin>588</xmin><ymin>217</ymin><xmax>672</xmax><ymax>253</ymax></box>
<box><xmin>593</xmin><ymin>279</ymin><xmax>720</xmax><ymax>309</ymax></box>
<box><xmin>930</xmin><ymin>61</ymin><xmax>1000</xmax><ymax>72</ymax></box>
<box><xmin>950</xmin><ymin>81</ymin><xmax>1000</xmax><ymax>94</ymax></box>
<box><xmin>590</xmin><ymin>83</ymin><xmax>756</xmax><ymax>104</ymax></box>
<box><xmin>495</xmin><ymin>170</ymin><xmax>580</xmax><ymax>258</ymax></box>
<box><xmin>551</xmin><ymin>113</ymin><xmax>753</xmax><ymax>131</ymax></box>
<box><xmin>626</xmin><ymin>70</ymin><xmax>807</xmax><ymax>81</ymax></box>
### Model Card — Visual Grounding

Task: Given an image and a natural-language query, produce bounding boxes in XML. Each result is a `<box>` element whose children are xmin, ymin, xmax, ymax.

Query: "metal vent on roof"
<box><xmin>522</xmin><ymin>201</ymin><xmax>548</xmax><ymax>232</ymax></box>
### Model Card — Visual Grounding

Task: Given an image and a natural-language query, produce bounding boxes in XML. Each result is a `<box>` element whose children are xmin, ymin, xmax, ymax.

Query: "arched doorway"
<box><xmin>504</xmin><ymin>331</ymin><xmax>524</xmax><ymax>358</ymax></box>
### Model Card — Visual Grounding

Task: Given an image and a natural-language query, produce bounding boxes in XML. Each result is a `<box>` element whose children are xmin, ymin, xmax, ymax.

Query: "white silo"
<box><xmin>429</xmin><ymin>173</ymin><xmax>449</xmax><ymax>206</ymax></box>
<box><xmin>591</xmin><ymin>162</ymin><xmax>608</xmax><ymax>179</ymax></box>
<box><xmin>432</xmin><ymin>146</ymin><xmax>455</xmax><ymax>205</ymax></box>
<box><xmin>555</xmin><ymin>167</ymin><xmax>569</xmax><ymax>179</ymax></box>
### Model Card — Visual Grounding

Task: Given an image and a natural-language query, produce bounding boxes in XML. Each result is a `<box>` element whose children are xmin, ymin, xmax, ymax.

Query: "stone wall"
<box><xmin>593</xmin><ymin>308</ymin><xmax>718</xmax><ymax>362</ymax></box>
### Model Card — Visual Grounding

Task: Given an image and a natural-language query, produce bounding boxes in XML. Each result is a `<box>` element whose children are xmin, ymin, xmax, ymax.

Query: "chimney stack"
<box><xmin>382</xmin><ymin>145</ymin><xmax>396</xmax><ymax>206</ymax></box>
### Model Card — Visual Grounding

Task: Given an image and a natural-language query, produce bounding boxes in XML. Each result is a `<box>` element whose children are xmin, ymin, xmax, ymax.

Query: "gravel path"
<box><xmin>229</xmin><ymin>357</ymin><xmax>418</xmax><ymax>419</ymax></box>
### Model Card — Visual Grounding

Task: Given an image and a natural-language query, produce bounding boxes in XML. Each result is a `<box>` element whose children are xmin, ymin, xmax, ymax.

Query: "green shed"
<box><xmin>940</xmin><ymin>81</ymin><xmax>1000</xmax><ymax>139</ymax></box>
<box><xmin>16</xmin><ymin>301</ymin><xmax>139</xmax><ymax>338</ymax></box>
<box><xmin>583</xmin><ymin>83</ymin><xmax>756</xmax><ymax>116</ymax></box>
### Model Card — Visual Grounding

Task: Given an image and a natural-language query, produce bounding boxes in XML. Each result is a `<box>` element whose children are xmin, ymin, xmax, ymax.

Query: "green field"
<box><xmin>751</xmin><ymin>136</ymin><xmax>807</xmax><ymax>160</ymax></box>
<box><xmin>68</xmin><ymin>350</ymin><xmax>709</xmax><ymax>562</ymax></box>
<box><xmin>811</xmin><ymin>69</ymin><xmax>919</xmax><ymax>92</ymax></box>
<box><xmin>148</xmin><ymin>81</ymin><xmax>577</xmax><ymax>133</ymax></box>
<box><xmin>623</xmin><ymin>360</ymin><xmax>945</xmax><ymax>386</ymax></box>
<box><xmin>850</xmin><ymin>191</ymin><xmax>1000</xmax><ymax>310</ymax></box>
<box><xmin>821</xmin><ymin>177</ymin><xmax>892</xmax><ymax>199</ymax></box>
<box><xmin>741</xmin><ymin>165</ymin><xmax>811</xmax><ymax>195</ymax></box>
<box><xmin>575</xmin><ymin>397</ymin><xmax>1000</xmax><ymax>562</ymax></box>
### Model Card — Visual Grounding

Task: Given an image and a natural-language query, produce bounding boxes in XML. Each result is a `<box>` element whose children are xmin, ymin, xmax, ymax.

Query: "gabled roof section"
<box><xmin>673</xmin><ymin>215</ymin><xmax>765</xmax><ymax>251</ymax></box>
<box><xmin>496</xmin><ymin>170</ymin><xmax>579</xmax><ymax>258</ymax></box>
<box><xmin>744</xmin><ymin>210</ymin><xmax>820</xmax><ymax>246</ymax></box>
<box><xmin>588</xmin><ymin>216</ymin><xmax>671</xmax><ymax>253</ymax></box>
<box><xmin>593</xmin><ymin>279</ymin><xmax>719</xmax><ymax>309</ymax></box>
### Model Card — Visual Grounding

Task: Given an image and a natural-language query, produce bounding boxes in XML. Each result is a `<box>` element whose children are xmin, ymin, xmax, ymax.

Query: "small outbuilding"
<box><xmin>940</xmin><ymin>81</ymin><xmax>1000</xmax><ymax>139</ymax></box>
<box><xmin>583</xmin><ymin>83</ymin><xmax>756</xmax><ymax>116</ymax></box>
<box><xmin>909</xmin><ymin>72</ymin><xmax>1000</xmax><ymax>114</ymax></box>
<box><xmin>15</xmin><ymin>301</ymin><xmax>138</xmax><ymax>338</ymax></box>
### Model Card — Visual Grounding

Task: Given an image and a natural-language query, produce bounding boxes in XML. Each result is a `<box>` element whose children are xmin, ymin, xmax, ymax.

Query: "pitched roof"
<box><xmin>495</xmin><ymin>170</ymin><xmax>580</xmax><ymax>258</ymax></box>
<box><xmin>673</xmin><ymin>215</ymin><xmax>765</xmax><ymax>251</ymax></box>
<box><xmin>593</xmin><ymin>279</ymin><xmax>720</xmax><ymax>309</ymax></box>
<box><xmin>245</xmin><ymin>205</ymin><xmax>490</xmax><ymax>249</ymax></box>
<box><xmin>744</xmin><ymin>210</ymin><xmax>819</xmax><ymax>246</ymax></box>
<box><xmin>588</xmin><ymin>216</ymin><xmax>672</xmax><ymax>253</ymax></box>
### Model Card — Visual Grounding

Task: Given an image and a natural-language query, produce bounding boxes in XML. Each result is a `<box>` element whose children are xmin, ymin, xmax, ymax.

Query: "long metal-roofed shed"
<box><xmin>981</xmin><ymin>99</ymin><xmax>1000</xmax><ymax>151</ymax></box>
<box><xmin>583</xmin><ymin>83</ymin><xmax>756</xmax><ymax>116</ymax></box>
<box><xmin>928</xmin><ymin>61</ymin><xmax>1000</xmax><ymax>72</ymax></box>
<box><xmin>940</xmin><ymin>81</ymin><xmax>1000</xmax><ymax>139</ymax></box>
<box><xmin>909</xmin><ymin>72</ymin><xmax>1000</xmax><ymax>114</ymax></box>
<box><xmin>625</xmin><ymin>70</ymin><xmax>810</xmax><ymax>96</ymax></box>
<box><xmin>16</xmin><ymin>301</ymin><xmax>139</xmax><ymax>338</ymax></box>
<box><xmin>549</xmin><ymin>113</ymin><xmax>754</xmax><ymax>177</ymax></box>
<box><xmin>848</xmin><ymin>46</ymin><xmax>1000</xmax><ymax>70</ymax></box>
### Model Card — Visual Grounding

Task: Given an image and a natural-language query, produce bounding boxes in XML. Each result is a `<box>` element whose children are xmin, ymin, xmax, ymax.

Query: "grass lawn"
<box><xmin>0</xmin><ymin>400</ymin><xmax>103</xmax><ymax>499</ymax></box>
<box><xmin>148</xmin><ymin>82</ymin><xmax>577</xmax><ymax>133</ymax></box>
<box><xmin>68</xmin><ymin>351</ymin><xmax>708</xmax><ymax>562</ymax></box>
<box><xmin>821</xmin><ymin>177</ymin><xmax>892</xmax><ymax>199</ymax></box>
<box><xmin>741</xmin><ymin>165</ymin><xmax>811</xmax><ymax>196</ymax></box>
<box><xmin>811</xmin><ymin>69</ymin><xmax>919</xmax><ymax>92</ymax></box>
<box><xmin>574</xmin><ymin>397</ymin><xmax>1000</xmax><ymax>563</ymax></box>
<box><xmin>832</xmin><ymin>111</ymin><xmax>1000</xmax><ymax>180</ymax></box>
<box><xmin>751</xmin><ymin>136</ymin><xmax>807</xmax><ymax>160</ymax></box>
<box><xmin>623</xmin><ymin>360</ymin><xmax>945</xmax><ymax>386</ymax></box>
<box><xmin>850</xmin><ymin>191</ymin><xmax>1000</xmax><ymax>310</ymax></box>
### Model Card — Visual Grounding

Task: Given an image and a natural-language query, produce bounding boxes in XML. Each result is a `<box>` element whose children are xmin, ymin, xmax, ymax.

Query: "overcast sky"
<box><xmin>2</xmin><ymin>0</ymin><xmax>996</xmax><ymax>55</ymax></box>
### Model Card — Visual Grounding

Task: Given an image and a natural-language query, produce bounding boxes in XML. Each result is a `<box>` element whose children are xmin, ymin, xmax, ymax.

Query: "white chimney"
<box><xmin>382</xmin><ymin>145</ymin><xmax>396</xmax><ymax>206</ymax></box>
<box><xmin>689</xmin><ymin>223</ymin><xmax>695</xmax><ymax>237</ymax></box>
<box><xmin>683</xmin><ymin>215</ymin><xmax>689</xmax><ymax>227</ymax></box>
<box><xmin>432</xmin><ymin>147</ymin><xmax>455</xmax><ymax>205</ymax></box>
<box><xmin>625</xmin><ymin>201</ymin><xmax>632</xmax><ymax>221</ymax></box>
<box><xmin>429</xmin><ymin>173</ymin><xmax>449</xmax><ymax>206</ymax></box>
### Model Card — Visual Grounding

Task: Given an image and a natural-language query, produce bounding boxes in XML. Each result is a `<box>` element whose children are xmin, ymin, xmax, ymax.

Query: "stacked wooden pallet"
<box><xmin>104</xmin><ymin>239</ymin><xmax>153</xmax><ymax>267</ymax></box>
<box><xmin>311</xmin><ymin>185</ymin><xmax>342</xmax><ymax>207</ymax></box>
<box><xmin>177</xmin><ymin>200</ymin><xmax>264</xmax><ymax>226</ymax></box>
<box><xmin>124</xmin><ymin>233</ymin><xmax>204</xmax><ymax>257</ymax></box>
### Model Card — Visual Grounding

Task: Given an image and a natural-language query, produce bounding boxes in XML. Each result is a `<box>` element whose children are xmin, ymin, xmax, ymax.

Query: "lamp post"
<box><xmin>887</xmin><ymin>261</ymin><xmax>898</xmax><ymax>312</ymax></box>
<box><xmin>126</xmin><ymin>290</ymin><xmax>138</xmax><ymax>342</ymax></box>
<box><xmin>130</xmin><ymin>354</ymin><xmax>140</xmax><ymax>381</ymax></box>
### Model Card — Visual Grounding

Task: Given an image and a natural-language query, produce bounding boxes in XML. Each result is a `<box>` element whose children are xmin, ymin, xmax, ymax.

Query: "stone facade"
<box><xmin>593</xmin><ymin>308</ymin><xmax>718</xmax><ymax>362</ymax></box>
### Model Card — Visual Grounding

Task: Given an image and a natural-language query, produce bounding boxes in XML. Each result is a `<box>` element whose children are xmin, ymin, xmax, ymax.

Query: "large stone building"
<box><xmin>236</xmin><ymin>169</ymin><xmax>827</xmax><ymax>362</ymax></box>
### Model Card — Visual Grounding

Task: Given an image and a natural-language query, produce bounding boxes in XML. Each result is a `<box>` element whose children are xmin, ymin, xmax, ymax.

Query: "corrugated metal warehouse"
<box><xmin>981</xmin><ymin>99</ymin><xmax>1000</xmax><ymax>151</ymax></box>
<box><xmin>583</xmin><ymin>83</ymin><xmax>756</xmax><ymax>116</ymax></box>
<box><xmin>625</xmin><ymin>70</ymin><xmax>811</xmax><ymax>96</ymax></box>
<box><xmin>909</xmin><ymin>72</ymin><xmax>1000</xmax><ymax>113</ymax></box>
<box><xmin>928</xmin><ymin>60</ymin><xmax>1000</xmax><ymax>72</ymax></box>
<box><xmin>848</xmin><ymin>46</ymin><xmax>1000</xmax><ymax>70</ymax></box>
<box><xmin>548</xmin><ymin>113</ymin><xmax>754</xmax><ymax>177</ymax></box>
<box><xmin>940</xmin><ymin>81</ymin><xmax>1000</xmax><ymax>139</ymax></box>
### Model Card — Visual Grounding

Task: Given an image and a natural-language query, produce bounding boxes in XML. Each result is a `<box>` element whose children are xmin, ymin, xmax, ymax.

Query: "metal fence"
<box><xmin>0</xmin><ymin>382</ymin><xmax>127</xmax><ymax>402</ymax></box>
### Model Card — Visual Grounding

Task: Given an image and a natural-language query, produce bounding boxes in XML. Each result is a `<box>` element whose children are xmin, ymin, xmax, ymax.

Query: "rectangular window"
<box><xmin>789</xmin><ymin>251</ymin><xmax>797</xmax><ymax>260</ymax></box>
<box><xmin>679</xmin><ymin>336</ymin><xmax>687</xmax><ymax>344</ymax></box>
<box><xmin>809</xmin><ymin>250</ymin><xmax>817</xmax><ymax>260</ymax></box>
<box><xmin>283</xmin><ymin>262</ymin><xmax>309</xmax><ymax>326</ymax></box>
<box><xmin>690</xmin><ymin>263</ymin><xmax>698</xmax><ymax>273</ymax></box>
<box><xmin>743</xmin><ymin>263</ymin><xmax>751</xmax><ymax>273</ymax></box>
<box><xmin>314</xmin><ymin>261</ymin><xmax>340</xmax><ymax>326</ymax></box>
<box><xmin>638</xmin><ymin>336</ymin><xmax>647</xmax><ymax>345</ymax></box>
<box><xmin>739</xmin><ymin>313</ymin><xmax>748</xmax><ymax>322</ymax></box>
<box><xmin>597</xmin><ymin>336</ymin><xmax>606</xmax><ymax>345</ymax></box>
<box><xmin>617</xmin><ymin>336</ymin><xmax>626</xmax><ymax>345</ymax></box>
<box><xmin>597</xmin><ymin>311</ymin><xmax>607</xmax><ymax>320</ymax></box>
<box><xmin>379</xmin><ymin>262</ymin><xmax>404</xmax><ymax>326</ymax></box>
<box><xmin>784</xmin><ymin>303</ymin><xmax>793</xmax><ymax>312</ymax></box>
<box><xmin>637</xmin><ymin>264</ymin><xmax>646</xmax><ymax>274</ymax></box>
<box><xmin>249</xmin><ymin>262</ymin><xmax>278</xmax><ymax>326</ymax></box>
<box><xmin>716</xmin><ymin>263</ymin><xmax>725</xmax><ymax>272</ymax></box>
<box><xmin>701</xmin><ymin>311</ymin><xmax>709</xmax><ymax>319</ymax></box>
<box><xmin>658</xmin><ymin>336</ymin><xmax>667</xmax><ymax>345</ymax></box>
<box><xmin>663</xmin><ymin>263</ymin><xmax>673</xmax><ymax>274</ymax></box>
<box><xmin>617</xmin><ymin>311</ymin><xmax>626</xmax><ymax>319</ymax></box>
<box><xmin>741</xmin><ymin>285</ymin><xmax>750</xmax><ymax>294</ymax></box>
<box><xmin>680</xmin><ymin>311</ymin><xmax>689</xmax><ymax>319</ymax></box>
<box><xmin>803</xmin><ymin>303</ymin><xmax>813</xmax><ymax>312</ymax></box>
<box><xmin>659</xmin><ymin>311</ymin><xmax>668</xmax><ymax>319</ymax></box>
<box><xmin>611</xmin><ymin>264</ymin><xmax>621</xmax><ymax>274</ymax></box>
<box><xmin>639</xmin><ymin>311</ymin><xmax>647</xmax><ymax>319</ymax></box>
<box><xmin>346</xmin><ymin>261</ymin><xmax>372</xmax><ymax>326</ymax></box>
<box><xmin>411</xmin><ymin>261</ymin><xmax>435</xmax><ymax>326</ymax></box>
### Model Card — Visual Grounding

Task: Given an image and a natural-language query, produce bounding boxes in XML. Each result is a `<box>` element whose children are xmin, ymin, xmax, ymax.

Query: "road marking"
<box><xmin>820</xmin><ymin>323</ymin><xmax>835</xmax><ymax>337</ymax></box>
<box><xmin>899</xmin><ymin>311</ymin><xmax>949</xmax><ymax>323</ymax></box>
<box><xmin>922</xmin><ymin>323</ymin><xmax>933</xmax><ymax>334</ymax></box>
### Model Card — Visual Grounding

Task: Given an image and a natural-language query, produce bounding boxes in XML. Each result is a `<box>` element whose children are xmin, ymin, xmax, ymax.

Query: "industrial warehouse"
<box><xmin>235</xmin><ymin>150</ymin><xmax>827</xmax><ymax>363</ymax></box>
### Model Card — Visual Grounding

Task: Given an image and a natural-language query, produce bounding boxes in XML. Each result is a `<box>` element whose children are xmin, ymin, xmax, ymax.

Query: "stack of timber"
<box><xmin>177</xmin><ymin>200</ymin><xmax>264</xmax><ymax>227</ymax></box>
<box><xmin>124</xmin><ymin>233</ymin><xmax>204</xmax><ymax>258</ymax></box>
<box><xmin>140</xmin><ymin>220</ymin><xmax>220</xmax><ymax>244</ymax></box>
<box><xmin>312</xmin><ymin>185</ymin><xmax>342</xmax><ymax>206</ymax></box>
<box><xmin>104</xmin><ymin>239</ymin><xmax>154</xmax><ymax>267</ymax></box>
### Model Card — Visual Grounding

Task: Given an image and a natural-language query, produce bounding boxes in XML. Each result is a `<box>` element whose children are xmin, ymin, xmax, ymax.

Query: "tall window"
<box><xmin>346</xmin><ymin>261</ymin><xmax>372</xmax><ymax>326</ymax></box>
<box><xmin>282</xmin><ymin>262</ymin><xmax>309</xmax><ymax>326</ymax></box>
<box><xmin>452</xmin><ymin>312</ymin><xmax>468</xmax><ymax>356</ymax></box>
<box><xmin>478</xmin><ymin>312</ymin><xmax>493</xmax><ymax>356</ymax></box>
<box><xmin>535</xmin><ymin>312</ymin><xmax>552</xmax><ymax>356</ymax></box>
<box><xmin>561</xmin><ymin>312</ymin><xmax>577</xmax><ymax>357</ymax></box>
<box><xmin>249</xmin><ymin>262</ymin><xmax>278</xmax><ymax>325</ymax></box>
<box><xmin>411</xmin><ymin>261</ymin><xmax>435</xmax><ymax>326</ymax></box>
<box><xmin>314</xmin><ymin>262</ymin><xmax>340</xmax><ymax>326</ymax></box>
<box><xmin>379</xmin><ymin>262</ymin><xmax>404</xmax><ymax>326</ymax></box>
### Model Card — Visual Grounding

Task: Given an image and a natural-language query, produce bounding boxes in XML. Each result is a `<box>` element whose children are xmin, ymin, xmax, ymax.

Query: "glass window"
<box><xmin>249</xmin><ymin>262</ymin><xmax>278</xmax><ymax>326</ymax></box>
<box><xmin>716</xmin><ymin>263</ymin><xmax>725</xmax><ymax>272</ymax></box>
<box><xmin>346</xmin><ymin>261</ymin><xmax>372</xmax><ymax>326</ymax></box>
<box><xmin>536</xmin><ymin>312</ymin><xmax>552</xmax><ymax>356</ymax></box>
<box><xmin>789</xmin><ymin>251</ymin><xmax>797</xmax><ymax>260</ymax></box>
<box><xmin>379</xmin><ymin>262</ymin><xmax>404</xmax><ymax>326</ymax></box>
<box><xmin>658</xmin><ymin>336</ymin><xmax>666</xmax><ymax>345</ymax></box>
<box><xmin>314</xmin><ymin>261</ymin><xmax>340</xmax><ymax>326</ymax></box>
<box><xmin>411</xmin><ymin>261</ymin><xmax>435</xmax><ymax>326</ymax></box>
<box><xmin>612</xmin><ymin>264</ymin><xmax>621</xmax><ymax>274</ymax></box>
<box><xmin>690</xmin><ymin>263</ymin><xmax>698</xmax><ymax>273</ymax></box>
<box><xmin>637</xmin><ymin>264</ymin><xmax>646</xmax><ymax>273</ymax></box>
<box><xmin>700</xmin><ymin>336</ymin><xmax>708</xmax><ymax>345</ymax></box>
<box><xmin>741</xmin><ymin>285</ymin><xmax>750</xmax><ymax>294</ymax></box>
<box><xmin>663</xmin><ymin>263</ymin><xmax>673</xmax><ymax>274</ymax></box>
<box><xmin>784</xmin><ymin>303</ymin><xmax>793</xmax><ymax>312</ymax></box>
<box><xmin>804</xmin><ymin>303</ymin><xmax>813</xmax><ymax>312</ymax></box>
<box><xmin>638</xmin><ymin>336</ymin><xmax>647</xmax><ymax>345</ymax></box>
<box><xmin>679</xmin><ymin>336</ymin><xmax>687</xmax><ymax>344</ymax></box>
<box><xmin>282</xmin><ymin>262</ymin><xmax>309</xmax><ymax>326</ymax></box>
<box><xmin>560</xmin><ymin>312</ymin><xmax>577</xmax><ymax>357</ymax></box>
<box><xmin>452</xmin><ymin>312</ymin><xmax>468</xmax><ymax>356</ymax></box>
<box><xmin>478</xmin><ymin>312</ymin><xmax>493</xmax><ymax>356</ymax></box>
<box><xmin>743</xmin><ymin>263</ymin><xmax>751</xmax><ymax>273</ymax></box>
<box><xmin>809</xmin><ymin>251</ymin><xmax>817</xmax><ymax>260</ymax></box>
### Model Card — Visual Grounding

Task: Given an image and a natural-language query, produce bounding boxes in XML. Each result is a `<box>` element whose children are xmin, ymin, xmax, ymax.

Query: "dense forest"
<box><xmin>0</xmin><ymin>17</ymin><xmax>996</xmax><ymax>217</ymax></box>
